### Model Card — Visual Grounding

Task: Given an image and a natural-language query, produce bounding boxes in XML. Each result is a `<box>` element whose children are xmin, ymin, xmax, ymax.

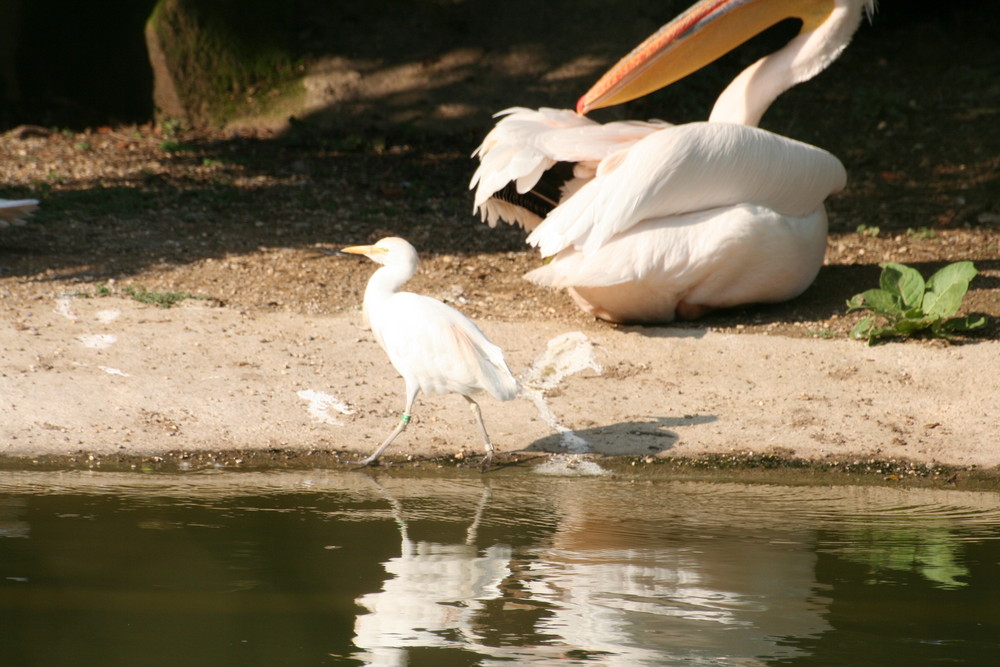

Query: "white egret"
<box><xmin>471</xmin><ymin>0</ymin><xmax>873</xmax><ymax>323</ymax></box>
<box><xmin>341</xmin><ymin>237</ymin><xmax>521</xmax><ymax>468</ymax></box>
<box><xmin>0</xmin><ymin>198</ymin><xmax>38</xmax><ymax>228</ymax></box>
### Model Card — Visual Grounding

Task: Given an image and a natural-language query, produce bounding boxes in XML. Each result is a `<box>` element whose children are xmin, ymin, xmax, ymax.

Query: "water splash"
<box><xmin>521</xmin><ymin>332</ymin><xmax>602</xmax><ymax>453</ymax></box>
<box><xmin>532</xmin><ymin>455</ymin><xmax>610</xmax><ymax>476</ymax></box>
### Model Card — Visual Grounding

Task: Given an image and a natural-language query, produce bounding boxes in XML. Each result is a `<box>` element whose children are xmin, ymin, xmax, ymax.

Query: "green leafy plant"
<box><xmin>125</xmin><ymin>286</ymin><xmax>204</xmax><ymax>309</ymax></box>
<box><xmin>808</xmin><ymin>329</ymin><xmax>835</xmax><ymax>339</ymax></box>
<box><xmin>906</xmin><ymin>226</ymin><xmax>937</xmax><ymax>240</ymax></box>
<box><xmin>160</xmin><ymin>117</ymin><xmax>183</xmax><ymax>140</ymax></box>
<box><xmin>847</xmin><ymin>261</ymin><xmax>986</xmax><ymax>344</ymax></box>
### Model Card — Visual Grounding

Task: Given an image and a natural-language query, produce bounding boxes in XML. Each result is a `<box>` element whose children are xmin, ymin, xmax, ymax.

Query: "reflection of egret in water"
<box><xmin>351</xmin><ymin>477</ymin><xmax>515</xmax><ymax>666</ymax></box>
<box><xmin>343</xmin><ymin>476</ymin><xmax>999</xmax><ymax>665</ymax></box>
<box><xmin>349</xmin><ymin>477</ymin><xmax>833</xmax><ymax>665</ymax></box>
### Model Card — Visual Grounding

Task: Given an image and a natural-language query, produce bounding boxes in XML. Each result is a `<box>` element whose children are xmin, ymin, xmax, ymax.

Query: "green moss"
<box><xmin>125</xmin><ymin>285</ymin><xmax>206</xmax><ymax>308</ymax></box>
<box><xmin>147</xmin><ymin>0</ymin><xmax>305</xmax><ymax>126</ymax></box>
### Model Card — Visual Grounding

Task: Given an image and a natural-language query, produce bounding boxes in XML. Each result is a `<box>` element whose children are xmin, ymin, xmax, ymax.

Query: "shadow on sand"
<box><xmin>524</xmin><ymin>414</ymin><xmax>717</xmax><ymax>456</ymax></box>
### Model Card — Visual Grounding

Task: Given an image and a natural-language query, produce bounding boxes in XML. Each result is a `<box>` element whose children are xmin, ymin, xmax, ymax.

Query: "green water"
<box><xmin>1</xmin><ymin>468</ymin><xmax>998</xmax><ymax>665</ymax></box>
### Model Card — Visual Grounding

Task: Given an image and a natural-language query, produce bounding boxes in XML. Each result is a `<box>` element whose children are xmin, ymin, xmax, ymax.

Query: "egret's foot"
<box><xmin>479</xmin><ymin>452</ymin><xmax>495</xmax><ymax>472</ymax></box>
<box><xmin>352</xmin><ymin>456</ymin><xmax>380</xmax><ymax>471</ymax></box>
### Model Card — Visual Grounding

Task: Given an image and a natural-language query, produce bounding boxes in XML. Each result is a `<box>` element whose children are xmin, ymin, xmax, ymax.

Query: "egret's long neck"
<box><xmin>709</xmin><ymin>2</ymin><xmax>864</xmax><ymax>126</ymax></box>
<box><xmin>364</xmin><ymin>263</ymin><xmax>415</xmax><ymax>307</ymax></box>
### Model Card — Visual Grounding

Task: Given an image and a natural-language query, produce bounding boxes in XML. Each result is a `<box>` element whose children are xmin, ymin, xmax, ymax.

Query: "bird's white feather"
<box><xmin>470</xmin><ymin>107</ymin><xmax>667</xmax><ymax>229</ymax></box>
<box><xmin>0</xmin><ymin>198</ymin><xmax>39</xmax><ymax>228</ymax></box>
<box><xmin>526</xmin><ymin>204</ymin><xmax>829</xmax><ymax>323</ymax></box>
<box><xmin>354</xmin><ymin>238</ymin><xmax>520</xmax><ymax>402</ymax></box>
<box><xmin>526</xmin><ymin>122</ymin><xmax>845</xmax><ymax>257</ymax></box>
<box><xmin>468</xmin><ymin>0</ymin><xmax>872</xmax><ymax>323</ymax></box>
<box><xmin>372</xmin><ymin>292</ymin><xmax>520</xmax><ymax>401</ymax></box>
<box><xmin>345</xmin><ymin>236</ymin><xmax>519</xmax><ymax>465</ymax></box>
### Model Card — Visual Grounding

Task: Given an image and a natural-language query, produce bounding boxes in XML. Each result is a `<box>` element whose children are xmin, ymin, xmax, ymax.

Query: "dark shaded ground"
<box><xmin>2</xmin><ymin>2</ymin><xmax>998</xmax><ymax>340</ymax></box>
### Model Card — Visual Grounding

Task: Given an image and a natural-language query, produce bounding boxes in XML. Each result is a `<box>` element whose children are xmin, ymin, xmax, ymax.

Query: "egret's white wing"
<box><xmin>376</xmin><ymin>293</ymin><xmax>520</xmax><ymax>401</ymax></box>
<box><xmin>0</xmin><ymin>199</ymin><xmax>39</xmax><ymax>228</ymax></box>
<box><xmin>526</xmin><ymin>122</ymin><xmax>846</xmax><ymax>257</ymax></box>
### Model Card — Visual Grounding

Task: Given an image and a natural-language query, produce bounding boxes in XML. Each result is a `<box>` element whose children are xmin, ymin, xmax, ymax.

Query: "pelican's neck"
<box><xmin>709</xmin><ymin>1</ymin><xmax>865</xmax><ymax>126</ymax></box>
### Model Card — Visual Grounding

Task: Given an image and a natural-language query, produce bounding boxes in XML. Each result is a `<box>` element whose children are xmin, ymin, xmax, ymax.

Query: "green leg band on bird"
<box><xmin>400</xmin><ymin>413</ymin><xmax>412</xmax><ymax>424</ymax></box>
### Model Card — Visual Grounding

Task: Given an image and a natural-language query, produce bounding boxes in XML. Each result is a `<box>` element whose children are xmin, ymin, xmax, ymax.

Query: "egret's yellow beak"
<box><xmin>577</xmin><ymin>0</ymin><xmax>835</xmax><ymax>114</ymax></box>
<box><xmin>341</xmin><ymin>244</ymin><xmax>388</xmax><ymax>257</ymax></box>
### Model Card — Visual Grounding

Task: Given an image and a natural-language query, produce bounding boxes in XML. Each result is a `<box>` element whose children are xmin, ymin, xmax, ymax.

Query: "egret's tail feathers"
<box><xmin>448</xmin><ymin>323</ymin><xmax>521</xmax><ymax>402</ymax></box>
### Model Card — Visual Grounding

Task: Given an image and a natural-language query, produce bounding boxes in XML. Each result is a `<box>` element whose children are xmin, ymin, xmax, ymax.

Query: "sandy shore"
<box><xmin>2</xmin><ymin>295</ymin><xmax>996</xmax><ymax>475</ymax></box>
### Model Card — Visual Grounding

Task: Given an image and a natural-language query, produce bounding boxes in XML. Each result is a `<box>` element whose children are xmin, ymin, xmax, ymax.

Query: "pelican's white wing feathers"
<box><xmin>526</xmin><ymin>122</ymin><xmax>846</xmax><ymax>257</ymax></box>
<box><xmin>0</xmin><ymin>199</ymin><xmax>39</xmax><ymax>228</ymax></box>
<box><xmin>470</xmin><ymin>107</ymin><xmax>668</xmax><ymax>229</ymax></box>
<box><xmin>526</xmin><ymin>203</ymin><xmax>830</xmax><ymax>322</ymax></box>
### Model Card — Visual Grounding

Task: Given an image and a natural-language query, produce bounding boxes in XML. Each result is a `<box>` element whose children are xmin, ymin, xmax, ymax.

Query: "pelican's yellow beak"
<box><xmin>341</xmin><ymin>244</ymin><xmax>388</xmax><ymax>257</ymax></box>
<box><xmin>577</xmin><ymin>0</ymin><xmax>835</xmax><ymax>114</ymax></box>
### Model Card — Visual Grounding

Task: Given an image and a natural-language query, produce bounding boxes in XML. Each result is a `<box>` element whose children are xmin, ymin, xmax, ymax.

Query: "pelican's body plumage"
<box><xmin>471</xmin><ymin>0</ymin><xmax>873</xmax><ymax>323</ymax></box>
<box><xmin>474</xmin><ymin>114</ymin><xmax>845</xmax><ymax>322</ymax></box>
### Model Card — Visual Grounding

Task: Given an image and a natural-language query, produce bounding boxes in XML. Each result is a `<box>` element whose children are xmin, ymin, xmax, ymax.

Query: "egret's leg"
<box><xmin>464</xmin><ymin>396</ymin><xmax>495</xmax><ymax>469</ymax></box>
<box><xmin>357</xmin><ymin>385</ymin><xmax>418</xmax><ymax>468</ymax></box>
<box><xmin>356</xmin><ymin>415</ymin><xmax>409</xmax><ymax>468</ymax></box>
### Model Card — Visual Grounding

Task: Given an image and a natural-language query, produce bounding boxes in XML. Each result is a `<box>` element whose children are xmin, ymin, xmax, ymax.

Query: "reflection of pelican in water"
<box><xmin>351</xmin><ymin>478</ymin><xmax>514</xmax><ymax>665</ymax></box>
<box><xmin>350</xmin><ymin>478</ymin><xmax>840</xmax><ymax>664</ymax></box>
<box><xmin>515</xmin><ymin>482</ymin><xmax>833</xmax><ymax>664</ymax></box>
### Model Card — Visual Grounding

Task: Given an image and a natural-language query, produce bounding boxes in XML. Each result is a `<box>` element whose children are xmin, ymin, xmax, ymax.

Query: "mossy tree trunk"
<box><xmin>145</xmin><ymin>0</ymin><xmax>303</xmax><ymax>128</ymax></box>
